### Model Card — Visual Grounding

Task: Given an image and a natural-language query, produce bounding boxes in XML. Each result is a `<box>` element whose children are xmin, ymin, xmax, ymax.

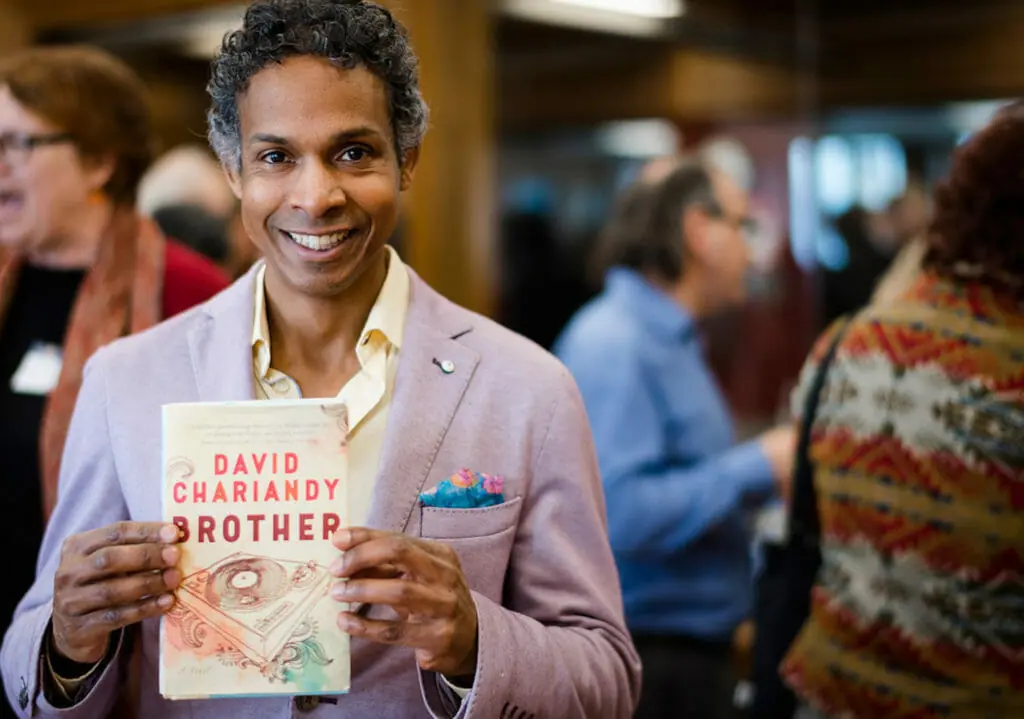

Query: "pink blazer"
<box><xmin>1</xmin><ymin>264</ymin><xmax>641</xmax><ymax>718</ymax></box>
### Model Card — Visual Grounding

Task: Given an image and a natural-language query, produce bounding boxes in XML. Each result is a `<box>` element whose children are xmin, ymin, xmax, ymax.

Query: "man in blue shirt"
<box><xmin>555</xmin><ymin>160</ymin><xmax>795</xmax><ymax>719</ymax></box>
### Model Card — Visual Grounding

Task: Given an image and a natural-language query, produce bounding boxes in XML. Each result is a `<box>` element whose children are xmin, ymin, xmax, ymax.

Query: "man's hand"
<box><xmin>52</xmin><ymin>522</ymin><xmax>182</xmax><ymax>665</ymax></box>
<box><xmin>759</xmin><ymin>424</ymin><xmax>798</xmax><ymax>502</ymax></box>
<box><xmin>330</xmin><ymin>528</ymin><xmax>478</xmax><ymax>678</ymax></box>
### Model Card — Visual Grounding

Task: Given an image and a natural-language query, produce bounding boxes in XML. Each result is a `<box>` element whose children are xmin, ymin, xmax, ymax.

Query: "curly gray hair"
<box><xmin>207</xmin><ymin>0</ymin><xmax>429</xmax><ymax>168</ymax></box>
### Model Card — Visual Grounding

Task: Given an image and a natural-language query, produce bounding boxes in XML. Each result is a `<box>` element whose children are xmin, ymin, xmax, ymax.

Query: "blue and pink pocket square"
<box><xmin>419</xmin><ymin>469</ymin><xmax>504</xmax><ymax>509</ymax></box>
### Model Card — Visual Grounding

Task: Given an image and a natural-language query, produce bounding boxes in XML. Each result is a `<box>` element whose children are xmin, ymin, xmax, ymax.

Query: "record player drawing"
<box><xmin>176</xmin><ymin>551</ymin><xmax>332</xmax><ymax>667</ymax></box>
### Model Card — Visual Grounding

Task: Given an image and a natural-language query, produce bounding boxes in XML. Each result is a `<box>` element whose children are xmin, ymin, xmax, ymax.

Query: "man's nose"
<box><xmin>289</xmin><ymin>159</ymin><xmax>346</xmax><ymax>217</ymax></box>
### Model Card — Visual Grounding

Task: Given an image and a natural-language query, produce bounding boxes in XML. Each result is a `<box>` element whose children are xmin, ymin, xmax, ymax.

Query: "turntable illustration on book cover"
<box><xmin>176</xmin><ymin>551</ymin><xmax>333</xmax><ymax>667</ymax></box>
<box><xmin>160</xmin><ymin>399</ymin><xmax>351</xmax><ymax>700</ymax></box>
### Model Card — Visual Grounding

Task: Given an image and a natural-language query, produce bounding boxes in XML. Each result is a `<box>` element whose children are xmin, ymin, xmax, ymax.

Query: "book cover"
<box><xmin>159</xmin><ymin>399</ymin><xmax>350</xmax><ymax>700</ymax></box>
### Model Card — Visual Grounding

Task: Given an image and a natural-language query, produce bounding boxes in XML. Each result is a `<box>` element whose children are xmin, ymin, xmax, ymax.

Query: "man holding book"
<box><xmin>0</xmin><ymin>1</ymin><xmax>640</xmax><ymax>717</ymax></box>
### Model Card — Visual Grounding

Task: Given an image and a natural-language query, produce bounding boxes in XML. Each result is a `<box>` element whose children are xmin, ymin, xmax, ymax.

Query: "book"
<box><xmin>159</xmin><ymin>398</ymin><xmax>350</xmax><ymax>700</ymax></box>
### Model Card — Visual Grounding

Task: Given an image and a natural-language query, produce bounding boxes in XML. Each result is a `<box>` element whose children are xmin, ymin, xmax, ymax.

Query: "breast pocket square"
<box><xmin>419</xmin><ymin>469</ymin><xmax>504</xmax><ymax>509</ymax></box>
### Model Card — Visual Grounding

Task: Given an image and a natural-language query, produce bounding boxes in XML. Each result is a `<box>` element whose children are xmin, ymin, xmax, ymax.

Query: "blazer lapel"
<box><xmin>187</xmin><ymin>263</ymin><xmax>260</xmax><ymax>403</ymax></box>
<box><xmin>366</xmin><ymin>272</ymin><xmax>480</xmax><ymax>534</ymax></box>
<box><xmin>186</xmin><ymin>264</ymin><xmax>479</xmax><ymax>532</ymax></box>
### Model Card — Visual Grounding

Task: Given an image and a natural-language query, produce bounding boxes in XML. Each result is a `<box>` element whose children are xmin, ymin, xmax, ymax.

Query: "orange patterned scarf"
<box><xmin>0</xmin><ymin>209</ymin><xmax>165</xmax><ymax>520</ymax></box>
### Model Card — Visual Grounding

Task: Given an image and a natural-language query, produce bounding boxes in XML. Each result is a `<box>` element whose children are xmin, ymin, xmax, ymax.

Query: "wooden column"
<box><xmin>386</xmin><ymin>0</ymin><xmax>496</xmax><ymax>316</ymax></box>
<box><xmin>0</xmin><ymin>3</ymin><xmax>32</xmax><ymax>54</ymax></box>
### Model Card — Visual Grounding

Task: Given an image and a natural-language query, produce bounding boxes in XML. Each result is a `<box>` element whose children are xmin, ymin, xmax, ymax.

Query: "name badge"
<box><xmin>10</xmin><ymin>342</ymin><xmax>63</xmax><ymax>396</ymax></box>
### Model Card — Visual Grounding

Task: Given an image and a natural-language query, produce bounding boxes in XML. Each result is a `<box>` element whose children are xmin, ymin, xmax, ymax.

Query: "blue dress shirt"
<box><xmin>555</xmin><ymin>268</ymin><xmax>774</xmax><ymax>641</ymax></box>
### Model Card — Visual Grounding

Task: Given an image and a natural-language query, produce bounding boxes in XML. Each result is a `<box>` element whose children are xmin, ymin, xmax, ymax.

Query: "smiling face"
<box><xmin>226</xmin><ymin>56</ymin><xmax>416</xmax><ymax>299</ymax></box>
<box><xmin>0</xmin><ymin>85</ymin><xmax>112</xmax><ymax>256</ymax></box>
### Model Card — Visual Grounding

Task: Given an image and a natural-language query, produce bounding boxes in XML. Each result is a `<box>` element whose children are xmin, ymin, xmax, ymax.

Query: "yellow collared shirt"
<box><xmin>251</xmin><ymin>246</ymin><xmax>410</xmax><ymax>526</ymax></box>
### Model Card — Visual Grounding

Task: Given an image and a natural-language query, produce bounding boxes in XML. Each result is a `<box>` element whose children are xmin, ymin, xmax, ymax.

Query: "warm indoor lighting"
<box><xmin>503</xmin><ymin>0</ymin><xmax>685</xmax><ymax>37</ymax></box>
<box><xmin>550</xmin><ymin>0</ymin><xmax>684</xmax><ymax>18</ymax></box>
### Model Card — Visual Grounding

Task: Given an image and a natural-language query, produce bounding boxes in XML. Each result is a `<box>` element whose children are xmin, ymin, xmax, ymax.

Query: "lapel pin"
<box><xmin>433</xmin><ymin>358</ymin><xmax>456</xmax><ymax>374</ymax></box>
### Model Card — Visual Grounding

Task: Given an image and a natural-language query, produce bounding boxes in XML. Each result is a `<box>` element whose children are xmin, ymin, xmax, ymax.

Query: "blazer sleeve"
<box><xmin>420</xmin><ymin>366</ymin><xmax>642</xmax><ymax>719</ymax></box>
<box><xmin>1</xmin><ymin>349</ymin><xmax>131</xmax><ymax>718</ymax></box>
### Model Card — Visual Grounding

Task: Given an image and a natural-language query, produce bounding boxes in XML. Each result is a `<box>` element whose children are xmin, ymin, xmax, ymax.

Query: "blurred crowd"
<box><xmin>0</xmin><ymin>2</ymin><xmax>1022</xmax><ymax>718</ymax></box>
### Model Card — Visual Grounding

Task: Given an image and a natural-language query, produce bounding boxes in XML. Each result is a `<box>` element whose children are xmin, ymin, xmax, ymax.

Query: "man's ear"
<box><xmin>682</xmin><ymin>205</ymin><xmax>711</xmax><ymax>262</ymax></box>
<box><xmin>223</xmin><ymin>160</ymin><xmax>243</xmax><ymax>201</ymax></box>
<box><xmin>399</xmin><ymin>147</ymin><xmax>420</xmax><ymax>191</ymax></box>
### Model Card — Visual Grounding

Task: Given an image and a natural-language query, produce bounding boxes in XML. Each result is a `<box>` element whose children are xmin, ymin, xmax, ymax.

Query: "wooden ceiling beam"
<box><xmin>818</xmin><ymin>7</ymin><xmax>1024</xmax><ymax>106</ymax></box>
<box><xmin>501</xmin><ymin>45</ymin><xmax>802</xmax><ymax>130</ymax></box>
<box><xmin>16</xmin><ymin>0</ymin><xmax>241</xmax><ymax>33</ymax></box>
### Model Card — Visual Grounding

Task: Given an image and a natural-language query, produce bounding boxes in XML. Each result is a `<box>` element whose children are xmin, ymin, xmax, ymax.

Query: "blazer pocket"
<box><xmin>419</xmin><ymin>496</ymin><xmax>523</xmax><ymax>540</ymax></box>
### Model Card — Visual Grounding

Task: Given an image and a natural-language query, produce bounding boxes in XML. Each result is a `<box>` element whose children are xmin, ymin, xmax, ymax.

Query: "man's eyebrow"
<box><xmin>330</xmin><ymin>127</ymin><xmax>385</xmax><ymax>142</ymax></box>
<box><xmin>247</xmin><ymin>127</ymin><xmax>385</xmax><ymax>147</ymax></box>
<box><xmin>249</xmin><ymin>133</ymin><xmax>288</xmax><ymax>146</ymax></box>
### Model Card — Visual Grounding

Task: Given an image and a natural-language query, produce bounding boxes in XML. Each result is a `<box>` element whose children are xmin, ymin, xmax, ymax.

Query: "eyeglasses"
<box><xmin>704</xmin><ymin>203</ymin><xmax>758</xmax><ymax>240</ymax></box>
<box><xmin>0</xmin><ymin>132</ymin><xmax>74</xmax><ymax>164</ymax></box>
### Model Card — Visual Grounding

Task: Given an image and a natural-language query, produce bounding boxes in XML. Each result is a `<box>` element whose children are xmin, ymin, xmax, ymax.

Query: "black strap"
<box><xmin>750</xmin><ymin>321</ymin><xmax>848</xmax><ymax>719</ymax></box>
<box><xmin>789</xmin><ymin>322</ymin><xmax>848</xmax><ymax>550</ymax></box>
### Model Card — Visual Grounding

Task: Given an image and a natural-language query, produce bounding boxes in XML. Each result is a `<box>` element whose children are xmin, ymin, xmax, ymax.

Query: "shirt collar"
<box><xmin>362</xmin><ymin>245</ymin><xmax>410</xmax><ymax>351</ymax></box>
<box><xmin>252</xmin><ymin>245</ymin><xmax>410</xmax><ymax>378</ymax></box>
<box><xmin>604</xmin><ymin>266</ymin><xmax>695</xmax><ymax>342</ymax></box>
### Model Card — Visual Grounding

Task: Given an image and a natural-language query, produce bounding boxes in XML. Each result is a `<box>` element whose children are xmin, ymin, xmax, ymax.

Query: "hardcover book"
<box><xmin>159</xmin><ymin>399</ymin><xmax>350</xmax><ymax>700</ymax></box>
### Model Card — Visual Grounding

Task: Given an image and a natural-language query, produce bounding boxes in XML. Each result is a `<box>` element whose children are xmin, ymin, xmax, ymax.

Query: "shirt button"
<box><xmin>273</xmin><ymin>379</ymin><xmax>290</xmax><ymax>393</ymax></box>
<box><xmin>294</xmin><ymin>695</ymin><xmax>320</xmax><ymax>712</ymax></box>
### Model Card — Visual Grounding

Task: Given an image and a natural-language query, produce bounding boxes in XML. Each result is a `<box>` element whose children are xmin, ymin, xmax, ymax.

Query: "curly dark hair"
<box><xmin>207</xmin><ymin>0</ymin><xmax>428</xmax><ymax>168</ymax></box>
<box><xmin>592</xmin><ymin>161</ymin><xmax>718</xmax><ymax>284</ymax></box>
<box><xmin>924</xmin><ymin>101</ymin><xmax>1024</xmax><ymax>298</ymax></box>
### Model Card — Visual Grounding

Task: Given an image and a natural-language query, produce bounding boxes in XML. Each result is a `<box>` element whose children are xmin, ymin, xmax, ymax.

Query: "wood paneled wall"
<box><xmin>0</xmin><ymin>3</ymin><xmax>31</xmax><ymax>53</ymax></box>
<box><xmin>385</xmin><ymin>0</ymin><xmax>497</xmax><ymax>316</ymax></box>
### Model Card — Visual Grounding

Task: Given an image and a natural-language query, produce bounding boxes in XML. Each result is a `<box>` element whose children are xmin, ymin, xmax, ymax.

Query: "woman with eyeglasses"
<box><xmin>0</xmin><ymin>45</ymin><xmax>229</xmax><ymax>705</ymax></box>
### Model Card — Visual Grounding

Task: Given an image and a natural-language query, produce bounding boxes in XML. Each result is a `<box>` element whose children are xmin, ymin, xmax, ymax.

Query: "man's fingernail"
<box><xmin>337</xmin><ymin>614</ymin><xmax>354</xmax><ymax>632</ymax></box>
<box><xmin>158</xmin><ymin>594</ymin><xmax>175</xmax><ymax>608</ymax></box>
<box><xmin>162</xmin><ymin>546</ymin><xmax>179</xmax><ymax>566</ymax></box>
<box><xmin>335</xmin><ymin>529</ymin><xmax>351</xmax><ymax>546</ymax></box>
<box><xmin>164</xmin><ymin>568</ymin><xmax>182</xmax><ymax>589</ymax></box>
<box><xmin>330</xmin><ymin>582</ymin><xmax>350</xmax><ymax>600</ymax></box>
<box><xmin>159</xmin><ymin>525</ymin><xmax>179</xmax><ymax>543</ymax></box>
<box><xmin>329</xmin><ymin>557</ymin><xmax>345</xmax><ymax>576</ymax></box>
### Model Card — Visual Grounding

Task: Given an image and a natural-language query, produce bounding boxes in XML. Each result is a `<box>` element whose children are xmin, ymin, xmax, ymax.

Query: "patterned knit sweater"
<box><xmin>782</xmin><ymin>273</ymin><xmax>1024</xmax><ymax>718</ymax></box>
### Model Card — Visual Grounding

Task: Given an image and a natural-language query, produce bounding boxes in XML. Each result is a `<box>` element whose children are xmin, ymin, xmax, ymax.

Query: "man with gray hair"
<box><xmin>138</xmin><ymin>144</ymin><xmax>259</xmax><ymax>278</ymax></box>
<box><xmin>556</xmin><ymin>159</ymin><xmax>796</xmax><ymax>719</ymax></box>
<box><xmin>1</xmin><ymin>1</ymin><xmax>640</xmax><ymax>717</ymax></box>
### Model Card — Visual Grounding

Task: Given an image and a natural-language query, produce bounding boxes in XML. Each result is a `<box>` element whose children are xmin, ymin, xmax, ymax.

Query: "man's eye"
<box><xmin>339</xmin><ymin>147</ymin><xmax>369</xmax><ymax>163</ymax></box>
<box><xmin>260</xmin><ymin>150</ymin><xmax>288</xmax><ymax>164</ymax></box>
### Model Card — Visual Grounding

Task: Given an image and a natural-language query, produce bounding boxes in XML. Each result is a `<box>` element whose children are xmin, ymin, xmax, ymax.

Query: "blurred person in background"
<box><xmin>151</xmin><ymin>203</ymin><xmax>231</xmax><ymax>268</ymax></box>
<box><xmin>823</xmin><ymin>177</ymin><xmax>932</xmax><ymax>324</ymax></box>
<box><xmin>821</xmin><ymin>206</ymin><xmax>892</xmax><ymax>324</ymax></box>
<box><xmin>555</xmin><ymin>160</ymin><xmax>796</xmax><ymax>719</ymax></box>
<box><xmin>137</xmin><ymin>144</ymin><xmax>236</xmax><ymax>218</ymax></box>
<box><xmin>870</xmin><ymin>177</ymin><xmax>932</xmax><ymax>306</ymax></box>
<box><xmin>0</xmin><ymin>45</ymin><xmax>228</xmax><ymax>709</ymax></box>
<box><xmin>498</xmin><ymin>209</ymin><xmax>579</xmax><ymax>350</ymax></box>
<box><xmin>138</xmin><ymin>144</ymin><xmax>259</xmax><ymax>278</ymax></box>
<box><xmin>782</xmin><ymin>103</ymin><xmax>1024</xmax><ymax>719</ymax></box>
